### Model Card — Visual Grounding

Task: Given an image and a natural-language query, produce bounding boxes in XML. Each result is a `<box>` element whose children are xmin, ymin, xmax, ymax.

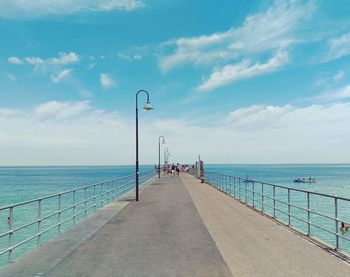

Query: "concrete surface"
<box><xmin>181</xmin><ymin>173</ymin><xmax>350</xmax><ymax>277</ymax></box>
<box><xmin>1</xmin><ymin>175</ymin><xmax>231</xmax><ymax>277</ymax></box>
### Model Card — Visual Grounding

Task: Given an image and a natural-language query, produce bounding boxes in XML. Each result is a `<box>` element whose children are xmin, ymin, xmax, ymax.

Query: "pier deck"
<box><xmin>181</xmin><ymin>173</ymin><xmax>350</xmax><ymax>276</ymax></box>
<box><xmin>1</xmin><ymin>174</ymin><xmax>231</xmax><ymax>277</ymax></box>
<box><xmin>2</xmin><ymin>173</ymin><xmax>350</xmax><ymax>276</ymax></box>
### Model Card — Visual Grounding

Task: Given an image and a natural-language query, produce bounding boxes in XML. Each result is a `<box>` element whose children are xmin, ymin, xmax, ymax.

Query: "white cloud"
<box><xmin>117</xmin><ymin>53</ymin><xmax>131</xmax><ymax>60</ymax></box>
<box><xmin>100</xmin><ymin>73</ymin><xmax>116</xmax><ymax>89</ymax></box>
<box><xmin>324</xmin><ymin>32</ymin><xmax>350</xmax><ymax>62</ymax></box>
<box><xmin>98</xmin><ymin>0</ymin><xmax>144</xmax><ymax>11</ymax></box>
<box><xmin>133</xmin><ymin>54</ymin><xmax>142</xmax><ymax>60</ymax></box>
<box><xmin>0</xmin><ymin>108</ymin><xmax>20</xmax><ymax>117</ymax></box>
<box><xmin>117</xmin><ymin>52</ymin><xmax>143</xmax><ymax>61</ymax></box>
<box><xmin>51</xmin><ymin>69</ymin><xmax>73</xmax><ymax>83</ymax></box>
<box><xmin>198</xmin><ymin>49</ymin><xmax>289</xmax><ymax>91</ymax></box>
<box><xmin>159</xmin><ymin>0</ymin><xmax>314</xmax><ymax>72</ymax></box>
<box><xmin>24</xmin><ymin>52</ymin><xmax>79</xmax><ymax>67</ymax></box>
<box><xmin>8</xmin><ymin>57</ymin><xmax>23</xmax><ymax>64</ymax></box>
<box><xmin>1</xmin><ymin>101</ymin><xmax>350</xmax><ymax>165</ymax></box>
<box><xmin>333</xmin><ymin>70</ymin><xmax>345</xmax><ymax>81</ymax></box>
<box><xmin>0</xmin><ymin>0</ymin><xmax>144</xmax><ymax>18</ymax></box>
<box><xmin>13</xmin><ymin>52</ymin><xmax>79</xmax><ymax>74</ymax></box>
<box><xmin>6</xmin><ymin>73</ymin><xmax>16</xmax><ymax>81</ymax></box>
<box><xmin>314</xmin><ymin>84</ymin><xmax>350</xmax><ymax>103</ymax></box>
<box><xmin>25</xmin><ymin>57</ymin><xmax>45</xmax><ymax>66</ymax></box>
<box><xmin>50</xmin><ymin>52</ymin><xmax>79</xmax><ymax>65</ymax></box>
<box><xmin>34</xmin><ymin>101</ymin><xmax>91</xmax><ymax>120</ymax></box>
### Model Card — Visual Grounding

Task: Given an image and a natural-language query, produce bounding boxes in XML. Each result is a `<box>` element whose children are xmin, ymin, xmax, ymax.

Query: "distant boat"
<box><xmin>293</xmin><ymin>177</ymin><xmax>316</xmax><ymax>183</ymax></box>
<box><xmin>244</xmin><ymin>175</ymin><xmax>255</xmax><ymax>183</ymax></box>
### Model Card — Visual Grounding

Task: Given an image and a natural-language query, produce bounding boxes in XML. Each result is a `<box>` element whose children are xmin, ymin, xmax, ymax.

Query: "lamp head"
<box><xmin>143</xmin><ymin>101</ymin><xmax>153</xmax><ymax>110</ymax></box>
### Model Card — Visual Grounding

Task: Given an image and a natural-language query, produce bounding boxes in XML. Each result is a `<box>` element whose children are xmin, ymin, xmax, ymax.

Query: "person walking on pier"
<box><xmin>176</xmin><ymin>163</ymin><xmax>180</xmax><ymax>176</ymax></box>
<box><xmin>171</xmin><ymin>164</ymin><xmax>176</xmax><ymax>177</ymax></box>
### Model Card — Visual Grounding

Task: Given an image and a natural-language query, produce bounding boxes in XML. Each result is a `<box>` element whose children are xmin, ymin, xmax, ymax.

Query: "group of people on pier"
<box><xmin>162</xmin><ymin>163</ymin><xmax>189</xmax><ymax>177</ymax></box>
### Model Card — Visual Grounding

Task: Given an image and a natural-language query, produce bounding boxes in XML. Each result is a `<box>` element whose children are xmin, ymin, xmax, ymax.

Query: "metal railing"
<box><xmin>0</xmin><ymin>169</ymin><xmax>155</xmax><ymax>265</ymax></box>
<box><xmin>188</xmin><ymin>167</ymin><xmax>197</xmax><ymax>177</ymax></box>
<box><xmin>204</xmin><ymin>171</ymin><xmax>350</xmax><ymax>252</ymax></box>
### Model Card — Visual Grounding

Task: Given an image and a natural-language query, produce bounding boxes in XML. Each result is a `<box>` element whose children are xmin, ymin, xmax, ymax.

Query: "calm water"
<box><xmin>206</xmin><ymin>164</ymin><xmax>350</xmax><ymax>198</ymax></box>
<box><xmin>0</xmin><ymin>165</ymin><xmax>153</xmax><ymax>267</ymax></box>
<box><xmin>0</xmin><ymin>166</ymin><xmax>152</xmax><ymax>207</ymax></box>
<box><xmin>1</xmin><ymin>164</ymin><xmax>350</xmax><ymax>266</ymax></box>
<box><xmin>205</xmin><ymin>164</ymin><xmax>350</xmax><ymax>253</ymax></box>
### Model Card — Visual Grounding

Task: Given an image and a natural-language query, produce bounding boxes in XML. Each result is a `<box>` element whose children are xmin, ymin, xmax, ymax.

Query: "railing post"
<box><xmin>262</xmin><ymin>183</ymin><xmax>264</xmax><ymax>213</ymax></box>
<box><xmin>288</xmin><ymin>188</ymin><xmax>291</xmax><ymax>226</ymax></box>
<box><xmin>8</xmin><ymin>207</ymin><xmax>13</xmax><ymax>263</ymax></box>
<box><xmin>93</xmin><ymin>185</ymin><xmax>96</xmax><ymax>212</ymax></box>
<box><xmin>307</xmin><ymin>192</ymin><xmax>310</xmax><ymax>236</ymax></box>
<box><xmin>221</xmin><ymin>174</ymin><xmax>224</xmax><ymax>191</ymax></box>
<box><xmin>245</xmin><ymin>179</ymin><xmax>247</xmax><ymax>203</ymax></box>
<box><xmin>335</xmin><ymin>197</ymin><xmax>339</xmax><ymax>249</ymax></box>
<box><xmin>239</xmin><ymin>178</ymin><xmax>241</xmax><ymax>201</ymax></box>
<box><xmin>58</xmin><ymin>194</ymin><xmax>62</xmax><ymax>233</ymax></box>
<box><xmin>233</xmin><ymin>177</ymin><xmax>236</xmax><ymax>198</ymax></box>
<box><xmin>37</xmin><ymin>200</ymin><xmax>42</xmax><ymax>246</ymax></box>
<box><xmin>84</xmin><ymin>187</ymin><xmax>87</xmax><ymax>218</ymax></box>
<box><xmin>273</xmin><ymin>186</ymin><xmax>276</xmax><ymax>218</ymax></box>
<box><xmin>252</xmin><ymin>181</ymin><xmax>255</xmax><ymax>208</ymax></box>
<box><xmin>229</xmin><ymin>176</ymin><xmax>232</xmax><ymax>195</ymax></box>
<box><xmin>107</xmin><ymin>186</ymin><xmax>110</xmax><ymax>204</ymax></box>
<box><xmin>73</xmin><ymin>190</ymin><xmax>76</xmax><ymax>225</ymax></box>
<box><xmin>117</xmin><ymin>179</ymin><xmax>120</xmax><ymax>198</ymax></box>
<box><xmin>100</xmin><ymin>184</ymin><xmax>104</xmax><ymax>207</ymax></box>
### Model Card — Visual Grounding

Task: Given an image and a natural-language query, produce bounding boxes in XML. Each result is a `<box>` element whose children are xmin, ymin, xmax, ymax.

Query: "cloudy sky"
<box><xmin>1</xmin><ymin>0</ymin><xmax>350</xmax><ymax>165</ymax></box>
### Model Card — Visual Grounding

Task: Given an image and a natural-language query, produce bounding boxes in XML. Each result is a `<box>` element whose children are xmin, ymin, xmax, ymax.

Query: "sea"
<box><xmin>0</xmin><ymin>165</ymin><xmax>153</xmax><ymax>267</ymax></box>
<box><xmin>1</xmin><ymin>164</ymin><xmax>350</xmax><ymax>267</ymax></box>
<box><xmin>205</xmin><ymin>164</ymin><xmax>350</xmax><ymax>254</ymax></box>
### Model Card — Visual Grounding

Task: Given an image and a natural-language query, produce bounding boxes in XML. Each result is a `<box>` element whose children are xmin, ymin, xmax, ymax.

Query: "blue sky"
<box><xmin>1</xmin><ymin>0</ymin><xmax>350</xmax><ymax>165</ymax></box>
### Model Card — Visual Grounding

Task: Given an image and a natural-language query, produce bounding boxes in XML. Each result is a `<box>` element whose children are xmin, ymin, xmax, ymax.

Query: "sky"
<box><xmin>1</xmin><ymin>0</ymin><xmax>350</xmax><ymax>165</ymax></box>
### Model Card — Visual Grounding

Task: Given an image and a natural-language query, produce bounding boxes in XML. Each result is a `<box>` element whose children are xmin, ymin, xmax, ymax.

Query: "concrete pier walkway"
<box><xmin>2</xmin><ymin>173</ymin><xmax>350</xmax><ymax>277</ymax></box>
<box><xmin>2</xmin><ymin>175</ymin><xmax>231</xmax><ymax>277</ymax></box>
<box><xmin>181</xmin><ymin>173</ymin><xmax>350</xmax><ymax>277</ymax></box>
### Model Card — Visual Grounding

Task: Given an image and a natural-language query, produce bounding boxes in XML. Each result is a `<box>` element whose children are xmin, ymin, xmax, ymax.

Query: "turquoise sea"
<box><xmin>1</xmin><ymin>164</ymin><xmax>350</xmax><ymax>267</ymax></box>
<box><xmin>0</xmin><ymin>165</ymin><xmax>153</xmax><ymax>267</ymax></box>
<box><xmin>206</xmin><ymin>164</ymin><xmax>350</xmax><ymax>198</ymax></box>
<box><xmin>205</xmin><ymin>164</ymin><xmax>350</xmax><ymax>253</ymax></box>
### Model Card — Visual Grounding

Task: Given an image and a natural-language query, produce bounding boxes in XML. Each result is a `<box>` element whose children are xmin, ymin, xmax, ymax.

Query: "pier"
<box><xmin>1</xmin><ymin>173</ymin><xmax>350</xmax><ymax>276</ymax></box>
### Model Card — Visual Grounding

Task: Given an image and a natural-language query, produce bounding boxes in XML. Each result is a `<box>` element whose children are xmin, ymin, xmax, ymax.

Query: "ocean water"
<box><xmin>0</xmin><ymin>166</ymin><xmax>152</xmax><ymax>207</ymax></box>
<box><xmin>1</xmin><ymin>164</ymin><xmax>350</xmax><ymax>267</ymax></box>
<box><xmin>205</xmin><ymin>164</ymin><xmax>350</xmax><ymax>254</ymax></box>
<box><xmin>0</xmin><ymin>165</ymin><xmax>153</xmax><ymax>267</ymax></box>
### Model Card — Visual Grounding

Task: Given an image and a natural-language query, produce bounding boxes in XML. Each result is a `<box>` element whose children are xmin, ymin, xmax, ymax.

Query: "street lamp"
<box><xmin>158</xmin><ymin>136</ymin><xmax>165</xmax><ymax>178</ymax></box>
<box><xmin>165</xmin><ymin>148</ymin><xmax>170</xmax><ymax>164</ymax></box>
<box><xmin>164</xmin><ymin>147</ymin><xmax>169</xmax><ymax>165</ymax></box>
<box><xmin>136</xmin><ymin>89</ymin><xmax>153</xmax><ymax>201</ymax></box>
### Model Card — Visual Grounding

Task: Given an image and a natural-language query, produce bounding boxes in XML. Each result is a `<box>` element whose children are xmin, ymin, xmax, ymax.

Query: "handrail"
<box><xmin>0</xmin><ymin>174</ymin><xmax>137</xmax><ymax>211</ymax></box>
<box><xmin>0</xmin><ymin>169</ymin><xmax>156</xmax><ymax>266</ymax></box>
<box><xmin>204</xmin><ymin>170</ymin><xmax>350</xmax><ymax>253</ymax></box>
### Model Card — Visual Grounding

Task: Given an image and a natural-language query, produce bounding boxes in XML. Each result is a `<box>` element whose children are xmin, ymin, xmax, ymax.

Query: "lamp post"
<box><xmin>158</xmin><ymin>136</ymin><xmax>165</xmax><ymax>178</ymax></box>
<box><xmin>164</xmin><ymin>147</ymin><xmax>169</xmax><ymax>165</ymax></box>
<box><xmin>136</xmin><ymin>90</ymin><xmax>153</xmax><ymax>201</ymax></box>
<box><xmin>166</xmin><ymin>148</ymin><xmax>170</xmax><ymax>164</ymax></box>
